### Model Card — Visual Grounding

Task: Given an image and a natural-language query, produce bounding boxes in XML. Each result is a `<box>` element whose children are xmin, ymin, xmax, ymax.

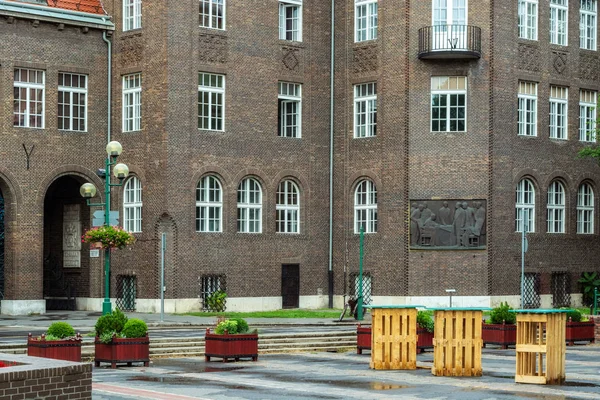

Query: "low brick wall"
<box><xmin>0</xmin><ymin>353</ymin><xmax>91</xmax><ymax>399</ymax></box>
<box><xmin>593</xmin><ymin>316</ymin><xmax>600</xmax><ymax>343</ymax></box>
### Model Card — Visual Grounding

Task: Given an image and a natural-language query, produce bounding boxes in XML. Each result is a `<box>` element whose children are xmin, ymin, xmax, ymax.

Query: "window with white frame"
<box><xmin>516</xmin><ymin>178</ymin><xmax>535</xmax><ymax>232</ymax></box>
<box><xmin>580</xmin><ymin>90</ymin><xmax>597</xmax><ymax>142</ymax></box>
<box><xmin>123</xmin><ymin>0</ymin><xmax>142</xmax><ymax>31</ymax></box>
<box><xmin>123</xmin><ymin>177</ymin><xmax>142</xmax><ymax>233</ymax></box>
<box><xmin>276</xmin><ymin>180</ymin><xmax>299</xmax><ymax>234</ymax></box>
<box><xmin>196</xmin><ymin>175</ymin><xmax>223</xmax><ymax>232</ymax></box>
<box><xmin>355</xmin><ymin>0</ymin><xmax>378</xmax><ymax>42</ymax></box>
<box><xmin>199</xmin><ymin>0</ymin><xmax>225</xmax><ymax>30</ymax></box>
<box><xmin>431</xmin><ymin>76</ymin><xmax>467</xmax><ymax>132</ymax></box>
<box><xmin>432</xmin><ymin>0</ymin><xmax>468</xmax><ymax>50</ymax></box>
<box><xmin>550</xmin><ymin>0</ymin><xmax>568</xmax><ymax>45</ymax></box>
<box><xmin>547</xmin><ymin>181</ymin><xmax>565</xmax><ymax>233</ymax></box>
<box><xmin>518</xmin><ymin>81</ymin><xmax>538</xmax><ymax>136</ymax></box>
<box><xmin>581</xmin><ymin>0</ymin><xmax>597</xmax><ymax>50</ymax></box>
<box><xmin>354</xmin><ymin>83</ymin><xmax>377</xmax><ymax>138</ymax></box>
<box><xmin>279</xmin><ymin>1</ymin><xmax>302</xmax><ymax>41</ymax></box>
<box><xmin>13</xmin><ymin>68</ymin><xmax>44</xmax><ymax>128</ymax></box>
<box><xmin>237</xmin><ymin>178</ymin><xmax>262</xmax><ymax>233</ymax></box>
<box><xmin>198</xmin><ymin>73</ymin><xmax>225</xmax><ymax>131</ymax></box>
<box><xmin>549</xmin><ymin>86</ymin><xmax>568</xmax><ymax>140</ymax></box>
<box><xmin>518</xmin><ymin>0</ymin><xmax>538</xmax><ymax>40</ymax></box>
<box><xmin>354</xmin><ymin>180</ymin><xmax>377</xmax><ymax>234</ymax></box>
<box><xmin>278</xmin><ymin>82</ymin><xmax>302</xmax><ymax>138</ymax></box>
<box><xmin>577</xmin><ymin>183</ymin><xmax>595</xmax><ymax>234</ymax></box>
<box><xmin>122</xmin><ymin>73</ymin><xmax>142</xmax><ymax>132</ymax></box>
<box><xmin>58</xmin><ymin>73</ymin><xmax>87</xmax><ymax>132</ymax></box>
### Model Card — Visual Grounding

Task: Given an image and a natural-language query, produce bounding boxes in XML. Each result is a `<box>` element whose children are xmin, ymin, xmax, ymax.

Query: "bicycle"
<box><xmin>338</xmin><ymin>295</ymin><xmax>361</xmax><ymax>322</ymax></box>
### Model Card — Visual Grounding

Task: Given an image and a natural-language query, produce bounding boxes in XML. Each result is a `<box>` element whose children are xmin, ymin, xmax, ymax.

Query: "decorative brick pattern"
<box><xmin>518</xmin><ymin>44</ymin><xmax>540</xmax><ymax>72</ymax></box>
<box><xmin>199</xmin><ymin>33</ymin><xmax>228</xmax><ymax>64</ymax></box>
<box><xmin>580</xmin><ymin>53</ymin><xmax>599</xmax><ymax>81</ymax></box>
<box><xmin>353</xmin><ymin>45</ymin><xmax>378</xmax><ymax>74</ymax></box>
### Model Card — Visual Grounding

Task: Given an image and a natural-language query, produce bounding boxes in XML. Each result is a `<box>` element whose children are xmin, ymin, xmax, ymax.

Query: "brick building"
<box><xmin>0</xmin><ymin>0</ymin><xmax>599</xmax><ymax>315</ymax></box>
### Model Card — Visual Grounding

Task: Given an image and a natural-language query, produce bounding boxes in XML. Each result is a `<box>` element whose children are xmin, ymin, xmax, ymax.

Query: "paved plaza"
<box><xmin>91</xmin><ymin>347</ymin><xmax>600</xmax><ymax>400</ymax></box>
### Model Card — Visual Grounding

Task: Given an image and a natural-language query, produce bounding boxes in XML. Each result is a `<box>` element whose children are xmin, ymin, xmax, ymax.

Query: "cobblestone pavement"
<box><xmin>92</xmin><ymin>346</ymin><xmax>600</xmax><ymax>400</ymax></box>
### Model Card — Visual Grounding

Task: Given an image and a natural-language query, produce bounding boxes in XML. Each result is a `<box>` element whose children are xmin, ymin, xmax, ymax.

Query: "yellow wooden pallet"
<box><xmin>369</xmin><ymin>307</ymin><xmax>418</xmax><ymax>370</ymax></box>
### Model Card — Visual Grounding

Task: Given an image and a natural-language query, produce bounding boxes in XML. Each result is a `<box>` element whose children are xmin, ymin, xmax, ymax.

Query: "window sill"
<box><xmin>580</xmin><ymin>48</ymin><xmax>598</xmax><ymax>54</ymax></box>
<box><xmin>13</xmin><ymin>126</ymin><xmax>45</xmax><ymax>130</ymax></box>
<box><xmin>279</xmin><ymin>40</ymin><xmax>304</xmax><ymax>49</ymax></box>
<box><xmin>59</xmin><ymin>130</ymin><xmax>87</xmax><ymax>133</ymax></box>
<box><xmin>352</xmin><ymin>135</ymin><xmax>377</xmax><ymax>139</ymax></box>
<box><xmin>198</xmin><ymin>129</ymin><xmax>226</xmax><ymax>134</ymax></box>
<box><xmin>199</xmin><ymin>27</ymin><xmax>227</xmax><ymax>36</ymax></box>
<box><xmin>517</xmin><ymin>134</ymin><xmax>538</xmax><ymax>138</ymax></box>
<box><xmin>123</xmin><ymin>130</ymin><xmax>142</xmax><ymax>134</ymax></box>
<box><xmin>354</xmin><ymin>39</ymin><xmax>378</xmax><ymax>46</ymax></box>
<box><xmin>121</xmin><ymin>29</ymin><xmax>142</xmax><ymax>38</ymax></box>
<box><xmin>430</xmin><ymin>131</ymin><xmax>467</xmax><ymax>134</ymax></box>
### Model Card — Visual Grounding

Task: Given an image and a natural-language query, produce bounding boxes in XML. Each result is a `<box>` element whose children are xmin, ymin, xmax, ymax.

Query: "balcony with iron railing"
<box><xmin>418</xmin><ymin>25</ymin><xmax>481</xmax><ymax>60</ymax></box>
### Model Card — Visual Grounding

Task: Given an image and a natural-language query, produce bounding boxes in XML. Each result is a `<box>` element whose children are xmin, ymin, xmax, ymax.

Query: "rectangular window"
<box><xmin>122</xmin><ymin>73</ymin><xmax>142</xmax><ymax>132</ymax></box>
<box><xmin>123</xmin><ymin>0</ymin><xmax>142</xmax><ymax>31</ymax></box>
<box><xmin>354</xmin><ymin>83</ymin><xmax>377</xmax><ymax>138</ymax></box>
<box><xmin>58</xmin><ymin>73</ymin><xmax>87</xmax><ymax>132</ymax></box>
<box><xmin>278</xmin><ymin>82</ymin><xmax>302</xmax><ymax>138</ymax></box>
<box><xmin>581</xmin><ymin>0</ymin><xmax>597</xmax><ymax>50</ymax></box>
<box><xmin>199</xmin><ymin>0</ymin><xmax>225</xmax><ymax>30</ymax></box>
<box><xmin>580</xmin><ymin>90</ymin><xmax>597</xmax><ymax>142</ymax></box>
<box><xmin>549</xmin><ymin>86</ymin><xmax>568</xmax><ymax>140</ymax></box>
<box><xmin>519</xmin><ymin>0</ymin><xmax>538</xmax><ymax>40</ymax></box>
<box><xmin>200</xmin><ymin>274</ymin><xmax>226</xmax><ymax>311</ymax></box>
<box><xmin>13</xmin><ymin>68</ymin><xmax>44</xmax><ymax>128</ymax></box>
<box><xmin>550</xmin><ymin>0</ymin><xmax>568</xmax><ymax>45</ymax></box>
<box><xmin>431</xmin><ymin>76</ymin><xmax>467</xmax><ymax>132</ymax></box>
<box><xmin>279</xmin><ymin>1</ymin><xmax>302</xmax><ymax>41</ymax></box>
<box><xmin>355</xmin><ymin>0</ymin><xmax>378</xmax><ymax>42</ymax></box>
<box><xmin>198</xmin><ymin>73</ymin><xmax>225</xmax><ymax>131</ymax></box>
<box><xmin>518</xmin><ymin>81</ymin><xmax>538</xmax><ymax>136</ymax></box>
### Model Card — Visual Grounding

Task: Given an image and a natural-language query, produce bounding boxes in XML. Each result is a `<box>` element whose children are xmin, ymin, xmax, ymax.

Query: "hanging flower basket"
<box><xmin>82</xmin><ymin>226</ymin><xmax>136</xmax><ymax>249</ymax></box>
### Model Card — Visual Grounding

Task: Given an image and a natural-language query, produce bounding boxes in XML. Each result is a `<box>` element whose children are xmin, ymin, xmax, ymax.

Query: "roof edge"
<box><xmin>0</xmin><ymin>0</ymin><xmax>114</xmax><ymax>29</ymax></box>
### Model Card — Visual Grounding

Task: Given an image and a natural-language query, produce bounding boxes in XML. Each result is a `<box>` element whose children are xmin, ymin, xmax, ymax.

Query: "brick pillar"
<box><xmin>593</xmin><ymin>316</ymin><xmax>600</xmax><ymax>343</ymax></box>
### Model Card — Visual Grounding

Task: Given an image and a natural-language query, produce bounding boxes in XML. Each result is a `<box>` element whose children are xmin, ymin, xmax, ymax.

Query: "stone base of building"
<box><xmin>0</xmin><ymin>300</ymin><xmax>46</xmax><ymax>315</ymax></box>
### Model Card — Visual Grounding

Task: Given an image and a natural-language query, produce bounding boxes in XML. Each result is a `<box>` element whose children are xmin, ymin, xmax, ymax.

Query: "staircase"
<box><xmin>0</xmin><ymin>331</ymin><xmax>357</xmax><ymax>360</ymax></box>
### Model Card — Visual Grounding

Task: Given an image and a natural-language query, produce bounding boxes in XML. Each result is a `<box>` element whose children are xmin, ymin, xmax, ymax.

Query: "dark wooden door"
<box><xmin>281</xmin><ymin>264</ymin><xmax>300</xmax><ymax>309</ymax></box>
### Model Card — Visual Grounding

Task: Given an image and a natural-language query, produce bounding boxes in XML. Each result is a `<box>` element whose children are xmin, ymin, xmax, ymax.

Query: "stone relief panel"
<box><xmin>518</xmin><ymin>44</ymin><xmax>540</xmax><ymax>72</ymax></box>
<box><xmin>199</xmin><ymin>33</ymin><xmax>228</xmax><ymax>64</ymax></box>
<box><xmin>118</xmin><ymin>34</ymin><xmax>144</xmax><ymax>66</ymax></box>
<box><xmin>580</xmin><ymin>53</ymin><xmax>600</xmax><ymax>81</ymax></box>
<box><xmin>281</xmin><ymin>46</ymin><xmax>301</xmax><ymax>71</ymax></box>
<box><xmin>63</xmin><ymin>204</ymin><xmax>81</xmax><ymax>268</ymax></box>
<box><xmin>410</xmin><ymin>200</ymin><xmax>486</xmax><ymax>250</ymax></box>
<box><xmin>353</xmin><ymin>45</ymin><xmax>378</xmax><ymax>74</ymax></box>
<box><xmin>551</xmin><ymin>51</ymin><xmax>567</xmax><ymax>75</ymax></box>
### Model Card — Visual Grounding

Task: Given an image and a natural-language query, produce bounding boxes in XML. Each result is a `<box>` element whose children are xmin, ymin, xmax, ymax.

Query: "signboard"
<box><xmin>90</xmin><ymin>249</ymin><xmax>100</xmax><ymax>258</ymax></box>
<box><xmin>92</xmin><ymin>210</ymin><xmax>120</xmax><ymax>227</ymax></box>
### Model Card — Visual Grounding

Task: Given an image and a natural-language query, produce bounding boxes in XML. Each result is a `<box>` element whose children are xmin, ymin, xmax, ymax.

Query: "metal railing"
<box><xmin>418</xmin><ymin>25</ymin><xmax>481</xmax><ymax>58</ymax></box>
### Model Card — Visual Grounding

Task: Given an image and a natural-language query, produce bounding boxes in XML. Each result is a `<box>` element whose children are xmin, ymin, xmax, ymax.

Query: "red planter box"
<box><xmin>482</xmin><ymin>322</ymin><xmax>517</xmax><ymax>349</ymax></box>
<box><xmin>355</xmin><ymin>325</ymin><xmax>433</xmax><ymax>354</ymax></box>
<box><xmin>417</xmin><ymin>327</ymin><xmax>434</xmax><ymax>353</ymax></box>
<box><xmin>94</xmin><ymin>335</ymin><xmax>150</xmax><ymax>369</ymax></box>
<box><xmin>27</xmin><ymin>333</ymin><xmax>82</xmax><ymax>362</ymax></box>
<box><xmin>566</xmin><ymin>321</ymin><xmax>595</xmax><ymax>346</ymax></box>
<box><xmin>205</xmin><ymin>329</ymin><xmax>258</xmax><ymax>362</ymax></box>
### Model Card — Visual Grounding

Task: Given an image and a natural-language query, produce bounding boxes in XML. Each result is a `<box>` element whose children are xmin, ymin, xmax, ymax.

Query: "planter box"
<box><xmin>566</xmin><ymin>320</ymin><xmax>595</xmax><ymax>346</ymax></box>
<box><xmin>94</xmin><ymin>335</ymin><xmax>150</xmax><ymax>369</ymax></box>
<box><xmin>482</xmin><ymin>322</ymin><xmax>516</xmax><ymax>349</ymax></box>
<box><xmin>355</xmin><ymin>325</ymin><xmax>433</xmax><ymax>355</ymax></box>
<box><xmin>205</xmin><ymin>329</ymin><xmax>258</xmax><ymax>362</ymax></box>
<box><xmin>27</xmin><ymin>333</ymin><xmax>82</xmax><ymax>362</ymax></box>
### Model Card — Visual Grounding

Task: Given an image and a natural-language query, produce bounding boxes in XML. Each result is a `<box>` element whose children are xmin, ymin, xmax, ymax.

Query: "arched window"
<box><xmin>547</xmin><ymin>181</ymin><xmax>565</xmax><ymax>233</ymax></box>
<box><xmin>276</xmin><ymin>180</ymin><xmax>299</xmax><ymax>233</ymax></box>
<box><xmin>577</xmin><ymin>183</ymin><xmax>595</xmax><ymax>234</ymax></box>
<box><xmin>516</xmin><ymin>178</ymin><xmax>535</xmax><ymax>232</ymax></box>
<box><xmin>354</xmin><ymin>180</ymin><xmax>377</xmax><ymax>233</ymax></box>
<box><xmin>123</xmin><ymin>177</ymin><xmax>142</xmax><ymax>233</ymax></box>
<box><xmin>237</xmin><ymin>178</ymin><xmax>262</xmax><ymax>233</ymax></box>
<box><xmin>196</xmin><ymin>175</ymin><xmax>222</xmax><ymax>232</ymax></box>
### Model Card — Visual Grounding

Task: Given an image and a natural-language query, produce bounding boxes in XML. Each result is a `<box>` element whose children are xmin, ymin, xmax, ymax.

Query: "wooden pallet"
<box><xmin>370</xmin><ymin>307</ymin><xmax>418</xmax><ymax>370</ymax></box>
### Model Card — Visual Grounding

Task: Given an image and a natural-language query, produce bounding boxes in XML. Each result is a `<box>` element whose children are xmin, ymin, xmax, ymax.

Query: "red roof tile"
<box><xmin>45</xmin><ymin>0</ymin><xmax>106</xmax><ymax>15</ymax></box>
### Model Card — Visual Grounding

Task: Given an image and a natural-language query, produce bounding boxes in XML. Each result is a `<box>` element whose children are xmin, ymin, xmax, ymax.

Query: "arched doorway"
<box><xmin>43</xmin><ymin>176</ymin><xmax>91</xmax><ymax>310</ymax></box>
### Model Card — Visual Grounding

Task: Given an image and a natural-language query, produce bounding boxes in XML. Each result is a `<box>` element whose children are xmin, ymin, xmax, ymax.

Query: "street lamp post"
<box><xmin>80</xmin><ymin>141</ymin><xmax>129</xmax><ymax>316</ymax></box>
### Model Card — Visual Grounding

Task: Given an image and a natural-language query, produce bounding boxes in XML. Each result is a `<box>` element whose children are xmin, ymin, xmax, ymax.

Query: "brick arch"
<box><xmin>348</xmin><ymin>172</ymin><xmax>382</xmax><ymax>194</ymax></box>
<box><xmin>0</xmin><ymin>168</ymin><xmax>23</xmax><ymax>300</ymax></box>
<box><xmin>37</xmin><ymin>165</ymin><xmax>105</xmax><ymax>211</ymax></box>
<box><xmin>271</xmin><ymin>172</ymin><xmax>307</xmax><ymax>235</ymax></box>
<box><xmin>190</xmin><ymin>166</ymin><xmax>232</xmax><ymax>192</ymax></box>
<box><xmin>543</xmin><ymin>172</ymin><xmax>573</xmax><ymax>193</ymax></box>
<box><xmin>154</xmin><ymin>213</ymin><xmax>178</xmax><ymax>299</ymax></box>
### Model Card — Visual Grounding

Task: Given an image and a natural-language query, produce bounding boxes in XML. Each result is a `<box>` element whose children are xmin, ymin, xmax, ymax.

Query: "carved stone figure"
<box><xmin>465</xmin><ymin>202</ymin><xmax>476</xmax><ymax>228</ymax></box>
<box><xmin>474</xmin><ymin>201</ymin><xmax>486</xmax><ymax>236</ymax></box>
<box><xmin>438</xmin><ymin>201</ymin><xmax>452</xmax><ymax>225</ymax></box>
<box><xmin>410</xmin><ymin>204</ymin><xmax>422</xmax><ymax>246</ymax></box>
<box><xmin>423</xmin><ymin>213</ymin><xmax>439</xmax><ymax>228</ymax></box>
<box><xmin>420</xmin><ymin>202</ymin><xmax>432</xmax><ymax>226</ymax></box>
<box><xmin>453</xmin><ymin>202</ymin><xmax>466</xmax><ymax>242</ymax></box>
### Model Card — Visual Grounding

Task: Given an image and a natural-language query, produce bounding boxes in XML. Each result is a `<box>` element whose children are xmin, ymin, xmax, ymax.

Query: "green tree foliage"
<box><xmin>578</xmin><ymin>272</ymin><xmax>600</xmax><ymax>306</ymax></box>
<box><xmin>489</xmin><ymin>302</ymin><xmax>517</xmax><ymax>325</ymax></box>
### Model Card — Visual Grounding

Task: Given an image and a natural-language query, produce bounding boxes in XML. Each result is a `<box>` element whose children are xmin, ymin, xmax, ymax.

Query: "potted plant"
<box><xmin>27</xmin><ymin>322</ymin><xmax>82</xmax><ymax>362</ymax></box>
<box><xmin>82</xmin><ymin>225</ymin><xmax>136</xmax><ymax>249</ymax></box>
<box><xmin>94</xmin><ymin>309</ymin><xmax>150</xmax><ymax>368</ymax></box>
<box><xmin>565</xmin><ymin>309</ymin><xmax>595</xmax><ymax>346</ymax></box>
<box><xmin>482</xmin><ymin>302</ymin><xmax>517</xmax><ymax>349</ymax></box>
<box><xmin>205</xmin><ymin>318</ymin><xmax>258</xmax><ymax>362</ymax></box>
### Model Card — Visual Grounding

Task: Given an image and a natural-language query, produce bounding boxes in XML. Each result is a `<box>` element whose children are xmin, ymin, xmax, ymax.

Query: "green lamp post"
<box><xmin>80</xmin><ymin>141</ymin><xmax>129</xmax><ymax>315</ymax></box>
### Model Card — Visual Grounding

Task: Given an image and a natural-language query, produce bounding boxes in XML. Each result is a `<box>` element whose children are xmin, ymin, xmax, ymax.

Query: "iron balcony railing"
<box><xmin>418</xmin><ymin>25</ymin><xmax>481</xmax><ymax>59</ymax></box>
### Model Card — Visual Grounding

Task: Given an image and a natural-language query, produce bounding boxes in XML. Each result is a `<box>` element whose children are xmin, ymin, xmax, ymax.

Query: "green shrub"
<box><xmin>417</xmin><ymin>311</ymin><xmax>434</xmax><ymax>333</ymax></box>
<box><xmin>44</xmin><ymin>334</ymin><xmax>60</xmax><ymax>341</ymax></box>
<box><xmin>229</xmin><ymin>318</ymin><xmax>249</xmax><ymax>334</ymax></box>
<box><xmin>95</xmin><ymin>308</ymin><xmax>128</xmax><ymax>337</ymax></box>
<box><xmin>215</xmin><ymin>319</ymin><xmax>238</xmax><ymax>334</ymax></box>
<box><xmin>46</xmin><ymin>322</ymin><xmax>75</xmax><ymax>339</ymax></box>
<box><xmin>99</xmin><ymin>331</ymin><xmax>124</xmax><ymax>344</ymax></box>
<box><xmin>122</xmin><ymin>318</ymin><xmax>148</xmax><ymax>338</ymax></box>
<box><xmin>564</xmin><ymin>308</ymin><xmax>582</xmax><ymax>322</ymax></box>
<box><xmin>206</xmin><ymin>290</ymin><xmax>227</xmax><ymax>312</ymax></box>
<box><xmin>489</xmin><ymin>302</ymin><xmax>516</xmax><ymax>325</ymax></box>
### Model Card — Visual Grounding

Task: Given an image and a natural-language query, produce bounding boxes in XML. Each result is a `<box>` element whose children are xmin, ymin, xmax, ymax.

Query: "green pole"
<box><xmin>594</xmin><ymin>287</ymin><xmax>598</xmax><ymax>316</ymax></box>
<box><xmin>357</xmin><ymin>226</ymin><xmax>364</xmax><ymax>321</ymax></box>
<box><xmin>102</xmin><ymin>156</ymin><xmax>112</xmax><ymax>316</ymax></box>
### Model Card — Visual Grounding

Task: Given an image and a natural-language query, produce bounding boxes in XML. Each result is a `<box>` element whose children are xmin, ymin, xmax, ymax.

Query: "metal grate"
<box><xmin>551</xmin><ymin>272</ymin><xmax>571</xmax><ymax>308</ymax></box>
<box><xmin>116</xmin><ymin>275</ymin><xmax>137</xmax><ymax>311</ymax></box>
<box><xmin>523</xmin><ymin>272</ymin><xmax>541</xmax><ymax>309</ymax></box>
<box><xmin>349</xmin><ymin>272</ymin><xmax>372</xmax><ymax>305</ymax></box>
<box><xmin>200</xmin><ymin>274</ymin><xmax>227</xmax><ymax>312</ymax></box>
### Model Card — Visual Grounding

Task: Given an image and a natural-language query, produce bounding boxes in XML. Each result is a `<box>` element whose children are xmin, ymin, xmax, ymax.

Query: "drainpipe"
<box><xmin>102</xmin><ymin>28</ymin><xmax>112</xmax><ymax>143</ymax></box>
<box><xmin>328</xmin><ymin>0</ymin><xmax>335</xmax><ymax>308</ymax></box>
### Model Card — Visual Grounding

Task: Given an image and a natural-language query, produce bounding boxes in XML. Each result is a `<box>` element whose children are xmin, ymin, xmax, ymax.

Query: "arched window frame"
<box><xmin>547</xmin><ymin>181</ymin><xmax>565</xmax><ymax>233</ymax></box>
<box><xmin>196</xmin><ymin>175</ymin><xmax>223</xmax><ymax>232</ymax></box>
<box><xmin>516</xmin><ymin>178</ymin><xmax>535</xmax><ymax>232</ymax></box>
<box><xmin>276</xmin><ymin>180</ymin><xmax>300</xmax><ymax>234</ymax></box>
<box><xmin>577</xmin><ymin>182</ymin><xmax>595</xmax><ymax>234</ymax></box>
<box><xmin>123</xmin><ymin>176</ymin><xmax>142</xmax><ymax>233</ymax></box>
<box><xmin>354</xmin><ymin>179</ymin><xmax>377</xmax><ymax>234</ymax></box>
<box><xmin>237</xmin><ymin>178</ymin><xmax>262</xmax><ymax>233</ymax></box>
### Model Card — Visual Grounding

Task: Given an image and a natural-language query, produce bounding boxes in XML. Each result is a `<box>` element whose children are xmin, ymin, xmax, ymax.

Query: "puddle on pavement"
<box><xmin>562</xmin><ymin>381</ymin><xmax>599</xmax><ymax>387</ymax></box>
<box><xmin>486</xmin><ymin>391</ymin><xmax>578</xmax><ymax>400</ymax></box>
